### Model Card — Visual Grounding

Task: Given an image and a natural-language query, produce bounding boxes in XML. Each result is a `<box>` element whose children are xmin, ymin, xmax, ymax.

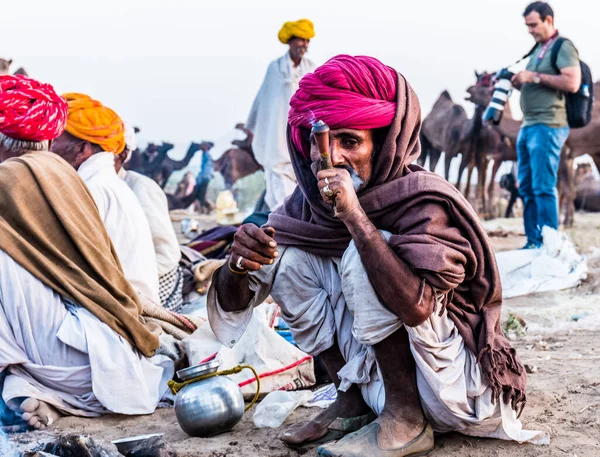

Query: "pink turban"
<box><xmin>0</xmin><ymin>75</ymin><xmax>67</xmax><ymax>142</ymax></box>
<box><xmin>288</xmin><ymin>54</ymin><xmax>398</xmax><ymax>158</ymax></box>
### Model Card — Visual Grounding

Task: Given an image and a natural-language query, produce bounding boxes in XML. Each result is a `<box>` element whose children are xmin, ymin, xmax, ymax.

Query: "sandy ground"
<box><xmin>8</xmin><ymin>212</ymin><xmax>600</xmax><ymax>457</ymax></box>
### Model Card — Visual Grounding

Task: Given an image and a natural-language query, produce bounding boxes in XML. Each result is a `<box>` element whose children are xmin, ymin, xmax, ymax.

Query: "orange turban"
<box><xmin>63</xmin><ymin>93</ymin><xmax>125</xmax><ymax>154</ymax></box>
<box><xmin>278</xmin><ymin>19</ymin><xmax>315</xmax><ymax>44</ymax></box>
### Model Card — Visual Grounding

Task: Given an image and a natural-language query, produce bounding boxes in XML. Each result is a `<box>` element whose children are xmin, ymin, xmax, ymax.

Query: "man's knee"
<box><xmin>342</xmin><ymin>231</ymin><xmax>403</xmax><ymax>346</ymax></box>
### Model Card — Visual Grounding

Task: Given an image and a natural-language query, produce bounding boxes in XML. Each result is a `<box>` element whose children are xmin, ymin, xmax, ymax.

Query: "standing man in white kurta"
<box><xmin>246</xmin><ymin>19</ymin><xmax>317</xmax><ymax>210</ymax></box>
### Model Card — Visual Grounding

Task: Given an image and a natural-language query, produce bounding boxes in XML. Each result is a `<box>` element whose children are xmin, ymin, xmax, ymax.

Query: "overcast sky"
<box><xmin>3</xmin><ymin>0</ymin><xmax>596</xmax><ymax>159</ymax></box>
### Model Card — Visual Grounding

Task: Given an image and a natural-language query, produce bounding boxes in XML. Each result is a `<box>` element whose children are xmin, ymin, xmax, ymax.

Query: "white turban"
<box><xmin>124</xmin><ymin>122</ymin><xmax>137</xmax><ymax>163</ymax></box>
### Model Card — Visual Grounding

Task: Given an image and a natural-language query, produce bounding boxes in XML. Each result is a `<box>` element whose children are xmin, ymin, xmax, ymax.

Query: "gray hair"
<box><xmin>0</xmin><ymin>132</ymin><xmax>50</xmax><ymax>153</ymax></box>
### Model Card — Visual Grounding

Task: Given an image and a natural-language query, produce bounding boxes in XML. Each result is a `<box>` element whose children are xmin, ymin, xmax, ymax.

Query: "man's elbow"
<box><xmin>566</xmin><ymin>73</ymin><xmax>582</xmax><ymax>93</ymax></box>
<box><xmin>403</xmin><ymin>303</ymin><xmax>434</xmax><ymax>328</ymax></box>
<box><xmin>567</xmin><ymin>81</ymin><xmax>580</xmax><ymax>93</ymax></box>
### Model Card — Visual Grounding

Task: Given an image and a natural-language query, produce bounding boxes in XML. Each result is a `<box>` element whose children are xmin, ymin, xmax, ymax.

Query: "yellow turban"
<box><xmin>278</xmin><ymin>19</ymin><xmax>315</xmax><ymax>44</ymax></box>
<box><xmin>62</xmin><ymin>93</ymin><xmax>125</xmax><ymax>154</ymax></box>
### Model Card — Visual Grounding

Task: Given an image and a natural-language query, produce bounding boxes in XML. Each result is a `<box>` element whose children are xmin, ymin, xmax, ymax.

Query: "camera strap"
<box><xmin>514</xmin><ymin>31</ymin><xmax>559</xmax><ymax>67</ymax></box>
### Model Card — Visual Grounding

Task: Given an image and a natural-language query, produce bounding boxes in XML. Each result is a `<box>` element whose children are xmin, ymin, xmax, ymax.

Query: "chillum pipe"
<box><xmin>312</xmin><ymin>120</ymin><xmax>337</xmax><ymax>216</ymax></box>
<box><xmin>312</xmin><ymin>120</ymin><xmax>333</xmax><ymax>170</ymax></box>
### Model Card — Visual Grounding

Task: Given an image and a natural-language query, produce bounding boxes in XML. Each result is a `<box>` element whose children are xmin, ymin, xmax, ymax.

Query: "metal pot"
<box><xmin>174</xmin><ymin>361</ymin><xmax>245</xmax><ymax>437</ymax></box>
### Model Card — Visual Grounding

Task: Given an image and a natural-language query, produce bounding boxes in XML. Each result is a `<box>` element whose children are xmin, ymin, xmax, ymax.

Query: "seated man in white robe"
<box><xmin>115</xmin><ymin>124</ymin><xmax>184</xmax><ymax>312</ymax></box>
<box><xmin>50</xmin><ymin>93</ymin><xmax>160</xmax><ymax>305</ymax></box>
<box><xmin>208</xmin><ymin>56</ymin><xmax>547</xmax><ymax>457</ymax></box>
<box><xmin>0</xmin><ymin>75</ymin><xmax>172</xmax><ymax>429</ymax></box>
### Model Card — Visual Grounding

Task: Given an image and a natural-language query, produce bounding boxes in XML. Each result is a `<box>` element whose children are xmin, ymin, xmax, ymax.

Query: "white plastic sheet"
<box><xmin>496</xmin><ymin>227</ymin><xmax>588</xmax><ymax>298</ymax></box>
<box><xmin>182</xmin><ymin>304</ymin><xmax>315</xmax><ymax>399</ymax></box>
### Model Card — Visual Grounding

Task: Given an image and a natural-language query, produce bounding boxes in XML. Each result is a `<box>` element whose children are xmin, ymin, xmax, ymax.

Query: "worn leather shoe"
<box><xmin>317</xmin><ymin>422</ymin><xmax>434</xmax><ymax>457</ymax></box>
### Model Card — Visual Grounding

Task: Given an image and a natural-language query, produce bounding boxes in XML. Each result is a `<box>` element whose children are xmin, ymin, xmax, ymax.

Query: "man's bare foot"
<box><xmin>19</xmin><ymin>398</ymin><xmax>62</xmax><ymax>430</ymax></box>
<box><xmin>280</xmin><ymin>387</ymin><xmax>371</xmax><ymax>445</ymax></box>
<box><xmin>375</xmin><ymin>410</ymin><xmax>426</xmax><ymax>449</ymax></box>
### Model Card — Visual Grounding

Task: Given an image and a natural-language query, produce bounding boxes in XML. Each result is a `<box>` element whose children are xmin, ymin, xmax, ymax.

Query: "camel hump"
<box><xmin>452</xmin><ymin>105</ymin><xmax>464</xmax><ymax>116</ymax></box>
<box><xmin>441</xmin><ymin>90</ymin><xmax>452</xmax><ymax>100</ymax></box>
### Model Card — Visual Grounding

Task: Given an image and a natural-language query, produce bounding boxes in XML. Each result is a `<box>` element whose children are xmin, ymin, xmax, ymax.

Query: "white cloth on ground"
<box><xmin>0</xmin><ymin>249</ymin><xmax>173</xmax><ymax>417</ymax></box>
<box><xmin>246</xmin><ymin>52</ymin><xmax>316</xmax><ymax>210</ymax></box>
<box><xmin>78</xmin><ymin>153</ymin><xmax>160</xmax><ymax>304</ymax></box>
<box><xmin>207</xmin><ymin>234</ymin><xmax>548</xmax><ymax>444</ymax></box>
<box><xmin>118</xmin><ymin>168</ymin><xmax>181</xmax><ymax>277</ymax></box>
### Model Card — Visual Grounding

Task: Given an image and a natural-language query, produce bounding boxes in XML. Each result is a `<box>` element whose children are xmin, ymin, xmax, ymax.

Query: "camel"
<box><xmin>467</xmin><ymin>71</ymin><xmax>600</xmax><ymax>226</ymax></box>
<box><xmin>418</xmin><ymin>91</ymin><xmax>469</xmax><ymax>178</ymax></box>
<box><xmin>464</xmin><ymin>73</ymin><xmax>519</xmax><ymax>216</ymax></box>
<box><xmin>214</xmin><ymin>124</ymin><xmax>262</xmax><ymax>189</ymax></box>
<box><xmin>0</xmin><ymin>58</ymin><xmax>12</xmax><ymax>75</ymax></box>
<box><xmin>454</xmin><ymin>103</ymin><xmax>507</xmax><ymax>217</ymax></box>
<box><xmin>127</xmin><ymin>141</ymin><xmax>211</xmax><ymax>188</ymax></box>
<box><xmin>166</xmin><ymin>187</ymin><xmax>200</xmax><ymax>211</ymax></box>
<box><xmin>0</xmin><ymin>58</ymin><xmax>28</xmax><ymax>77</ymax></box>
<box><xmin>125</xmin><ymin>142</ymin><xmax>173</xmax><ymax>177</ymax></box>
<box><xmin>152</xmin><ymin>142</ymin><xmax>213</xmax><ymax>189</ymax></box>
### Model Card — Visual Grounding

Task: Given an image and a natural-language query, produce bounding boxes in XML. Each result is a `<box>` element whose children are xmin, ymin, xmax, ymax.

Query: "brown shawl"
<box><xmin>0</xmin><ymin>151</ymin><xmax>159</xmax><ymax>357</ymax></box>
<box><xmin>268</xmin><ymin>72</ymin><xmax>526</xmax><ymax>412</ymax></box>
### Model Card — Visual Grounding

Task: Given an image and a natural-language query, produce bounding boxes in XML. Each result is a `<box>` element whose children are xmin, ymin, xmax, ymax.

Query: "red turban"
<box><xmin>288</xmin><ymin>54</ymin><xmax>398</xmax><ymax>158</ymax></box>
<box><xmin>0</xmin><ymin>75</ymin><xmax>67</xmax><ymax>142</ymax></box>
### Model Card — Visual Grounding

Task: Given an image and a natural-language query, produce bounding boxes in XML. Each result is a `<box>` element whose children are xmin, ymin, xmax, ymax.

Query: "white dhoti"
<box><xmin>0</xmin><ymin>250</ymin><xmax>173</xmax><ymax>417</ymax></box>
<box><xmin>208</xmin><ymin>234</ymin><xmax>548</xmax><ymax>444</ymax></box>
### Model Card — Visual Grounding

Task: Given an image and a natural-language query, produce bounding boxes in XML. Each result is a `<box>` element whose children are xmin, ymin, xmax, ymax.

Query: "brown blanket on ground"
<box><xmin>0</xmin><ymin>151</ymin><xmax>159</xmax><ymax>357</ymax></box>
<box><xmin>269</xmin><ymin>71</ymin><xmax>526</xmax><ymax>412</ymax></box>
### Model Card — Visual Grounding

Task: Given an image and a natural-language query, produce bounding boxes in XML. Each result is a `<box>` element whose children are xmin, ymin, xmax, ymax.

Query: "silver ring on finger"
<box><xmin>324</xmin><ymin>177</ymin><xmax>330</xmax><ymax>186</ymax></box>
<box><xmin>323</xmin><ymin>185</ymin><xmax>334</xmax><ymax>198</ymax></box>
<box><xmin>236</xmin><ymin>255</ymin><xmax>245</xmax><ymax>270</ymax></box>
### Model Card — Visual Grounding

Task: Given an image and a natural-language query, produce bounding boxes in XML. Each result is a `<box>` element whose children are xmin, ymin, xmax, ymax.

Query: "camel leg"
<box><xmin>558</xmin><ymin>148</ymin><xmax>575</xmax><ymax>228</ymax></box>
<box><xmin>465</xmin><ymin>161</ymin><xmax>475</xmax><ymax>204</ymax></box>
<box><xmin>429</xmin><ymin>148</ymin><xmax>442</xmax><ymax>173</ymax></box>
<box><xmin>488</xmin><ymin>158</ymin><xmax>503</xmax><ymax>218</ymax></box>
<box><xmin>416</xmin><ymin>147</ymin><xmax>427</xmax><ymax>168</ymax></box>
<box><xmin>455</xmin><ymin>153</ymin><xmax>468</xmax><ymax>193</ymax></box>
<box><xmin>565</xmin><ymin>154</ymin><xmax>575</xmax><ymax>227</ymax></box>
<box><xmin>444</xmin><ymin>153</ymin><xmax>453</xmax><ymax>182</ymax></box>
<box><xmin>478</xmin><ymin>157</ymin><xmax>489</xmax><ymax>219</ymax></box>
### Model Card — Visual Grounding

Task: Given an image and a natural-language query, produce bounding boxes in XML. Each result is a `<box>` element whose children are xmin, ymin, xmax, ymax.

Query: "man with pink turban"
<box><xmin>246</xmin><ymin>19</ymin><xmax>316</xmax><ymax>211</ymax></box>
<box><xmin>0</xmin><ymin>75</ymin><xmax>173</xmax><ymax>430</ymax></box>
<box><xmin>207</xmin><ymin>56</ymin><xmax>548</xmax><ymax>456</ymax></box>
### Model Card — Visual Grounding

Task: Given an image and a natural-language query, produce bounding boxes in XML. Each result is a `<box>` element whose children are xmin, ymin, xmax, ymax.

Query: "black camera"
<box><xmin>482</xmin><ymin>68</ymin><xmax>515</xmax><ymax>125</ymax></box>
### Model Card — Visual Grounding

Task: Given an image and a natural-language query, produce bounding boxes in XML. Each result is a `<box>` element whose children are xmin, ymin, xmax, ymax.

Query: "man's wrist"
<box><xmin>533</xmin><ymin>72</ymin><xmax>542</xmax><ymax>84</ymax></box>
<box><xmin>337</xmin><ymin>204</ymin><xmax>365</xmax><ymax>224</ymax></box>
<box><xmin>340</xmin><ymin>205</ymin><xmax>378</xmax><ymax>238</ymax></box>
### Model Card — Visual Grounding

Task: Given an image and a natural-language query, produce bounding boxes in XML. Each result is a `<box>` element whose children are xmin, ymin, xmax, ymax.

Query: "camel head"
<box><xmin>465</xmin><ymin>70</ymin><xmax>494</xmax><ymax>106</ymax></box>
<box><xmin>0</xmin><ymin>58</ymin><xmax>13</xmax><ymax>75</ymax></box>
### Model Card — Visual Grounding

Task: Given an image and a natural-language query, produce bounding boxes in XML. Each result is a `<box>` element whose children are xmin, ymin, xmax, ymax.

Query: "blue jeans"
<box><xmin>517</xmin><ymin>124</ymin><xmax>570</xmax><ymax>246</ymax></box>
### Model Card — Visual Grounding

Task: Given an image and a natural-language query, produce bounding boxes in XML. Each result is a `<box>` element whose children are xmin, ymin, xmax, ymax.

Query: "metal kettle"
<box><xmin>170</xmin><ymin>361</ymin><xmax>259</xmax><ymax>437</ymax></box>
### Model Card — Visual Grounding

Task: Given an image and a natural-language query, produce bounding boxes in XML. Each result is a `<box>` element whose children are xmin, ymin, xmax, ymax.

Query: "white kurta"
<box><xmin>118</xmin><ymin>169</ymin><xmax>181</xmax><ymax>277</ymax></box>
<box><xmin>207</xmin><ymin>234</ymin><xmax>549</xmax><ymax>445</ymax></box>
<box><xmin>246</xmin><ymin>52</ymin><xmax>316</xmax><ymax>210</ymax></box>
<box><xmin>78</xmin><ymin>153</ymin><xmax>160</xmax><ymax>304</ymax></box>
<box><xmin>0</xmin><ymin>250</ymin><xmax>173</xmax><ymax>417</ymax></box>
